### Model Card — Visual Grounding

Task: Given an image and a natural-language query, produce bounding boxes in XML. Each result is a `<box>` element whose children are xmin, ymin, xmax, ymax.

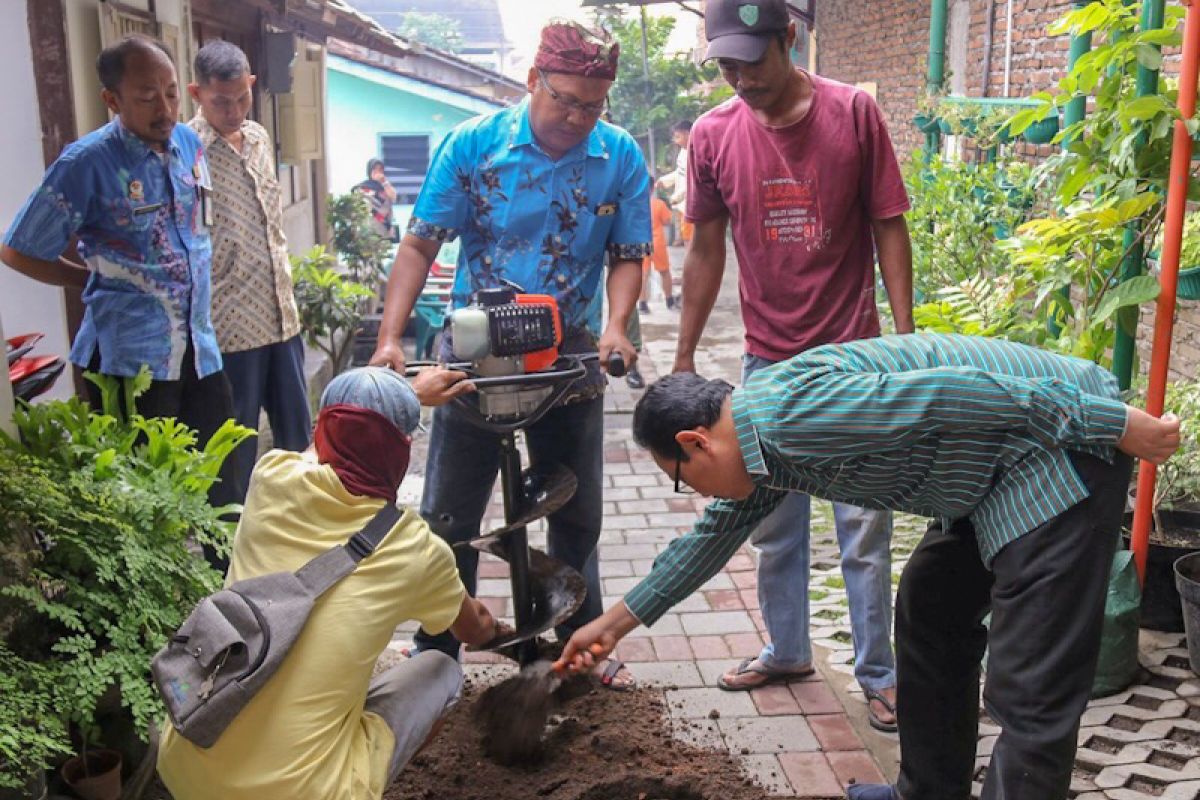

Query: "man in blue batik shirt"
<box><xmin>371</xmin><ymin>20</ymin><xmax>651</xmax><ymax>689</ymax></box>
<box><xmin>1</xmin><ymin>35</ymin><xmax>241</xmax><ymax>525</ymax></box>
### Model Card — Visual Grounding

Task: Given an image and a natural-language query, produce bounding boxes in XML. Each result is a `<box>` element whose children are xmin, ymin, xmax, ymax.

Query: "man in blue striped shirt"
<box><xmin>556</xmin><ymin>333</ymin><xmax>1181</xmax><ymax>800</ymax></box>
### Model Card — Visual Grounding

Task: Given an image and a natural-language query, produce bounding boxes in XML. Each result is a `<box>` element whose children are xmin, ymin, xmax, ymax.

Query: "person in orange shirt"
<box><xmin>640</xmin><ymin>189</ymin><xmax>677</xmax><ymax>313</ymax></box>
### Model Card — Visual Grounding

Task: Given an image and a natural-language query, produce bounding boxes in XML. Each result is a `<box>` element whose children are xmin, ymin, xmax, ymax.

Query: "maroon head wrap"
<box><xmin>313</xmin><ymin>404</ymin><xmax>412</xmax><ymax>503</ymax></box>
<box><xmin>535</xmin><ymin>20</ymin><xmax>620</xmax><ymax>80</ymax></box>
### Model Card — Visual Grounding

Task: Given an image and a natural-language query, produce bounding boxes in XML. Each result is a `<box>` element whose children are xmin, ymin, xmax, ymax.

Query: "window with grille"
<box><xmin>378</xmin><ymin>134</ymin><xmax>431</xmax><ymax>204</ymax></box>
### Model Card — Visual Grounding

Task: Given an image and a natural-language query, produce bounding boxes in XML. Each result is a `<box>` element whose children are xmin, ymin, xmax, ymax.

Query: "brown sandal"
<box><xmin>596</xmin><ymin>658</ymin><xmax>636</xmax><ymax>691</ymax></box>
<box><xmin>717</xmin><ymin>656</ymin><xmax>815</xmax><ymax>692</ymax></box>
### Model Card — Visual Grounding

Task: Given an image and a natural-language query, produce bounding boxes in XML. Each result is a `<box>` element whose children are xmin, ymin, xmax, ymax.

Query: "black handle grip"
<box><xmin>606</xmin><ymin>352</ymin><xmax>626</xmax><ymax>378</ymax></box>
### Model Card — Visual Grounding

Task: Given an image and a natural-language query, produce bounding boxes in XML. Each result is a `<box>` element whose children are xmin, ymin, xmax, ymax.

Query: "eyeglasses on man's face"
<box><xmin>536</xmin><ymin>69</ymin><xmax>608</xmax><ymax>119</ymax></box>
<box><xmin>674</xmin><ymin>442</ymin><xmax>696</xmax><ymax>495</ymax></box>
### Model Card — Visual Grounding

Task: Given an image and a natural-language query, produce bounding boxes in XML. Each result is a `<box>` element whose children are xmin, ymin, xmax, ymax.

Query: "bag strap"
<box><xmin>294</xmin><ymin>503</ymin><xmax>403</xmax><ymax>597</ymax></box>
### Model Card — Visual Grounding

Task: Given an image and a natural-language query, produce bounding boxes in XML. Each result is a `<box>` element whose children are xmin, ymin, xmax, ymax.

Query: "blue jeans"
<box><xmin>413</xmin><ymin>395</ymin><xmax>605</xmax><ymax>658</ymax></box>
<box><xmin>743</xmin><ymin>354</ymin><xmax>896</xmax><ymax>692</ymax></box>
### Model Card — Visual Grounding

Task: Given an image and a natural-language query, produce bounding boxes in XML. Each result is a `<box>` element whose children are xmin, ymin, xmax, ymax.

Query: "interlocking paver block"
<box><xmin>689</xmin><ymin>635</ymin><xmax>732</xmax><ymax>660</ymax></box>
<box><xmin>630</xmin><ymin>660</ymin><xmax>704</xmax><ymax>688</ymax></box>
<box><xmin>725</xmin><ymin>631</ymin><xmax>766</xmax><ymax>654</ymax></box>
<box><xmin>624</xmin><ymin>613</ymin><xmax>684</xmax><ymax>637</ymax></box>
<box><xmin>681</xmin><ymin>610</ymin><xmax>756</xmax><ymax>635</ymax></box>
<box><xmin>615</xmin><ymin>638</ymin><xmax>655</xmax><ymax>663</ymax></box>
<box><xmin>808</xmin><ymin>714</ymin><xmax>864</xmax><ymax>752</ymax></box>
<box><xmin>791</xmin><ymin>681</ymin><xmax>844</xmax><ymax>715</ymax></box>
<box><xmin>738</xmin><ymin>754</ymin><xmax>794</xmax><ymax>795</ymax></box>
<box><xmin>777</xmin><ymin>752</ymin><xmax>843</xmax><ymax>798</ymax></box>
<box><xmin>705</xmin><ymin>589</ymin><xmax>745</xmax><ymax>610</ymax></box>
<box><xmin>665</xmin><ymin>686</ymin><xmax>757</xmax><ymax>719</ymax></box>
<box><xmin>751</xmin><ymin>684</ymin><xmax>803</xmax><ymax>716</ymax></box>
<box><xmin>718</xmin><ymin>714</ymin><xmax>819</xmax><ymax>754</ymax></box>
<box><xmin>652</xmin><ymin>635</ymin><xmax>694</xmax><ymax>661</ymax></box>
<box><xmin>826</xmin><ymin>750</ymin><xmax>886</xmax><ymax>787</ymax></box>
<box><xmin>670</xmin><ymin>716</ymin><xmax>724</xmax><ymax>749</ymax></box>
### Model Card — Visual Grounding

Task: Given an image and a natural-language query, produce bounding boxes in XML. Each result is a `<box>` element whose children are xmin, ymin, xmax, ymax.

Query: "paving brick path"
<box><xmin>391</xmin><ymin>246</ymin><xmax>1200</xmax><ymax>799</ymax></box>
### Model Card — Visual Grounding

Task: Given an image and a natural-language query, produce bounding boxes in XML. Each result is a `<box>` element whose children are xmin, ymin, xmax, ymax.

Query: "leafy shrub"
<box><xmin>0</xmin><ymin>371</ymin><xmax>251</xmax><ymax>787</ymax></box>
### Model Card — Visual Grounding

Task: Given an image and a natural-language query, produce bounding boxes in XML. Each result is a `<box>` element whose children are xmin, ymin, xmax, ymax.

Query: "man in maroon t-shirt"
<box><xmin>673</xmin><ymin>0</ymin><xmax>913</xmax><ymax>742</ymax></box>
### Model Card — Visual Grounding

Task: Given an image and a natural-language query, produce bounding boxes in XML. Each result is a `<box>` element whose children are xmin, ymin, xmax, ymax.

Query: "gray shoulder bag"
<box><xmin>151</xmin><ymin>503</ymin><xmax>402</xmax><ymax>748</ymax></box>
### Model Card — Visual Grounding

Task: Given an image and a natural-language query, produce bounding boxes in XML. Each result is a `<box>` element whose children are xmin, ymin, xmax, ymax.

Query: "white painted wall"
<box><xmin>0</xmin><ymin>0</ymin><xmax>73</xmax><ymax>401</ymax></box>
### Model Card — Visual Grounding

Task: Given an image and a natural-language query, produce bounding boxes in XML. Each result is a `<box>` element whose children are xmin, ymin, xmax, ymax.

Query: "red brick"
<box><xmin>750</xmin><ymin>684</ymin><xmax>802</xmax><ymax>716</ymax></box>
<box><xmin>739</xmin><ymin>589</ymin><xmax>760</xmax><ymax>610</ymax></box>
<box><xmin>688</xmin><ymin>635</ymin><xmax>731</xmax><ymax>659</ymax></box>
<box><xmin>615</xmin><ymin>638</ymin><xmax>655</xmax><ymax>662</ymax></box>
<box><xmin>668</xmin><ymin>497</ymin><xmax>696</xmax><ymax>514</ymax></box>
<box><xmin>731</xmin><ymin>570</ymin><xmax>758</xmax><ymax>589</ymax></box>
<box><xmin>749</xmin><ymin>609</ymin><xmax>766</xmax><ymax>631</ymax></box>
<box><xmin>477</xmin><ymin>559</ymin><xmax>509</xmax><ymax>578</ymax></box>
<box><xmin>652</xmin><ymin>635</ymin><xmax>693</xmax><ymax>661</ymax></box>
<box><xmin>725</xmin><ymin>553</ymin><xmax>756</xmax><ymax>572</ymax></box>
<box><xmin>724</xmin><ymin>631</ymin><xmax>764</xmax><ymax>654</ymax></box>
<box><xmin>479</xmin><ymin>596</ymin><xmax>509</xmax><ymax>617</ymax></box>
<box><xmin>826</xmin><ymin>750</ymin><xmax>886</xmax><ymax>787</ymax></box>
<box><xmin>604</xmin><ymin>448</ymin><xmax>630</xmax><ymax>463</ymax></box>
<box><xmin>808</xmin><ymin>714</ymin><xmax>863</xmax><ymax>752</ymax></box>
<box><xmin>703</xmin><ymin>589</ymin><xmax>744</xmax><ymax>610</ymax></box>
<box><xmin>777</xmin><ymin>752</ymin><xmax>842</xmax><ymax>798</ymax></box>
<box><xmin>790</xmin><ymin>681</ymin><xmax>843</xmax><ymax>715</ymax></box>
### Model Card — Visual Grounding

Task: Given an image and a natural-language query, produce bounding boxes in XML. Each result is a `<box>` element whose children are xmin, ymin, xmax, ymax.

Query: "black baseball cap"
<box><xmin>704</xmin><ymin>0</ymin><xmax>791</xmax><ymax>63</ymax></box>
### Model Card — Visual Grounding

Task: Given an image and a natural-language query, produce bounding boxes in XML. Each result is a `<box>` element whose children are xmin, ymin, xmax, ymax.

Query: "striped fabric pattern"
<box><xmin>623</xmin><ymin>333</ymin><xmax>1130</xmax><ymax>626</ymax></box>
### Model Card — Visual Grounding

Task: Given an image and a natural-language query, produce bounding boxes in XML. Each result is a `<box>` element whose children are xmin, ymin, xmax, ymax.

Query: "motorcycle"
<box><xmin>6</xmin><ymin>333</ymin><xmax>65</xmax><ymax>403</ymax></box>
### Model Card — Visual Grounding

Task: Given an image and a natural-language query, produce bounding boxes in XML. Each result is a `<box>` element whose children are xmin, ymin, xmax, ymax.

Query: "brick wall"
<box><xmin>815</xmin><ymin>0</ymin><xmax>1199</xmax><ymax>382</ymax></box>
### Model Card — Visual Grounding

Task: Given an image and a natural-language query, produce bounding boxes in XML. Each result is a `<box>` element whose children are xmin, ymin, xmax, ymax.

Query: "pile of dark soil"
<box><xmin>386</xmin><ymin>667</ymin><xmax>777</xmax><ymax>800</ymax></box>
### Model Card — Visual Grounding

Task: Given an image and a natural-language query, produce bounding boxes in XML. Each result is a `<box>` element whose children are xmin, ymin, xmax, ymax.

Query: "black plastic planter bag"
<box><xmin>1091</xmin><ymin>549</ymin><xmax>1141</xmax><ymax>698</ymax></box>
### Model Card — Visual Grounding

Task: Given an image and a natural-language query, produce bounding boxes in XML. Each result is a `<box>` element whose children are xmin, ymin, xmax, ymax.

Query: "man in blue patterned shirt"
<box><xmin>1</xmin><ymin>37</ymin><xmax>234</xmax><ymax>490</ymax></box>
<box><xmin>370</xmin><ymin>20</ymin><xmax>651</xmax><ymax>688</ymax></box>
<box><xmin>557</xmin><ymin>334</ymin><xmax>1182</xmax><ymax>799</ymax></box>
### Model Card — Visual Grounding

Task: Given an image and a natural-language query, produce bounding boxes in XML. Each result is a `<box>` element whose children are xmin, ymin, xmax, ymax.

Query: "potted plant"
<box><xmin>912</xmin><ymin>91</ymin><xmax>943</xmax><ymax>135</ymax></box>
<box><xmin>1129</xmin><ymin>380</ymin><xmax>1200</xmax><ymax>631</ymax></box>
<box><xmin>292</xmin><ymin>245</ymin><xmax>375</xmax><ymax>375</ymax></box>
<box><xmin>0</xmin><ymin>373</ymin><xmax>250</xmax><ymax>795</ymax></box>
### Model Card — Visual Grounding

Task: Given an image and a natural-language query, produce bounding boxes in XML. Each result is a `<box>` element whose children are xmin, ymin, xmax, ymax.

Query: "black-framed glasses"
<box><xmin>536</xmin><ymin>69</ymin><xmax>608</xmax><ymax>119</ymax></box>
<box><xmin>674</xmin><ymin>442</ymin><xmax>696</xmax><ymax>495</ymax></box>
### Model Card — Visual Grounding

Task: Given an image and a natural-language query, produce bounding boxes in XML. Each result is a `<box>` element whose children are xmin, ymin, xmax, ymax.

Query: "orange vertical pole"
<box><xmin>1131</xmin><ymin>0</ymin><xmax>1200</xmax><ymax>583</ymax></box>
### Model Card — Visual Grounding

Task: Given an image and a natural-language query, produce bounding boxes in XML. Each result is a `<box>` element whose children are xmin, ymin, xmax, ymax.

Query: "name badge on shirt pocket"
<box><xmin>595</xmin><ymin>202</ymin><xmax>618</xmax><ymax>217</ymax></box>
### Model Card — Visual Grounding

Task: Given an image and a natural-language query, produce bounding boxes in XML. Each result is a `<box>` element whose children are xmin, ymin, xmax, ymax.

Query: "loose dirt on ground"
<box><xmin>386</xmin><ymin>666</ymin><xmax>778</xmax><ymax>800</ymax></box>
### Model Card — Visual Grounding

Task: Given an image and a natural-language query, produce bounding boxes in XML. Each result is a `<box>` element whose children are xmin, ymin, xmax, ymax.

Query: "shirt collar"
<box><xmin>510</xmin><ymin>98</ymin><xmax>609</xmax><ymax>161</ymax></box>
<box><xmin>114</xmin><ymin>115</ymin><xmax>180</xmax><ymax>161</ymax></box>
<box><xmin>731</xmin><ymin>390</ymin><xmax>770</xmax><ymax>480</ymax></box>
<box><xmin>191</xmin><ymin>114</ymin><xmax>263</xmax><ymax>154</ymax></box>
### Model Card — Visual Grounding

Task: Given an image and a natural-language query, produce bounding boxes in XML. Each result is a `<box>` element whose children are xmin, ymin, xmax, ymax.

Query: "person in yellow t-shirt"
<box><xmin>158</xmin><ymin>366</ymin><xmax>497</xmax><ymax>800</ymax></box>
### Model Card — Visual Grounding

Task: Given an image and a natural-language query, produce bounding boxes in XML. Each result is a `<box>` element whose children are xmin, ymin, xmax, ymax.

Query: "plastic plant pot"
<box><xmin>913</xmin><ymin>113</ymin><xmax>941</xmax><ymax>134</ymax></box>
<box><xmin>1180</xmin><ymin>266</ymin><xmax>1200</xmax><ymax>301</ymax></box>
<box><xmin>1022</xmin><ymin>115</ymin><xmax>1060</xmax><ymax>145</ymax></box>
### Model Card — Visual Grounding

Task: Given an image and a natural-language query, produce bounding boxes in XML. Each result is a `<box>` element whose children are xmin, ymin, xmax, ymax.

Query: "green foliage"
<box><xmin>0</xmin><ymin>377</ymin><xmax>251</xmax><ymax>786</ymax></box>
<box><xmin>292</xmin><ymin>245</ymin><xmax>374</xmax><ymax>374</ymax></box>
<box><xmin>904</xmin><ymin>154</ymin><xmax>1035</xmax><ymax>301</ymax></box>
<box><xmin>1005</xmin><ymin>1</ymin><xmax>1194</xmax><ymax>207</ymax></box>
<box><xmin>394</xmin><ymin>11</ymin><xmax>463</xmax><ymax>53</ymax></box>
<box><xmin>1155</xmin><ymin>379</ymin><xmax>1200</xmax><ymax>511</ymax></box>
<box><xmin>0</xmin><ymin>646</ymin><xmax>69</xmax><ymax>789</ymax></box>
<box><xmin>327</xmin><ymin>192</ymin><xmax>391</xmax><ymax>287</ymax></box>
<box><xmin>593</xmin><ymin>8</ymin><xmax>723</xmax><ymax>172</ymax></box>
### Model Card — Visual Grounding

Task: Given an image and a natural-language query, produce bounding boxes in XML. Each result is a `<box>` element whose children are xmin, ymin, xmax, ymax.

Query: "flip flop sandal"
<box><xmin>597</xmin><ymin>658</ymin><xmax>636</xmax><ymax>692</ymax></box>
<box><xmin>846</xmin><ymin>783</ymin><xmax>899</xmax><ymax>800</ymax></box>
<box><xmin>864</xmin><ymin>687</ymin><xmax>898</xmax><ymax>733</ymax></box>
<box><xmin>716</xmin><ymin>656</ymin><xmax>815</xmax><ymax>692</ymax></box>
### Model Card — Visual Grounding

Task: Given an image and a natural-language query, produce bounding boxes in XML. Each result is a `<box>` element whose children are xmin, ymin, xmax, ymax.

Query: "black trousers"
<box><xmin>895</xmin><ymin>451</ymin><xmax>1132</xmax><ymax>800</ymax></box>
<box><xmin>221</xmin><ymin>335</ymin><xmax>312</xmax><ymax>505</ymax></box>
<box><xmin>85</xmin><ymin>342</ymin><xmax>240</xmax><ymax>571</ymax></box>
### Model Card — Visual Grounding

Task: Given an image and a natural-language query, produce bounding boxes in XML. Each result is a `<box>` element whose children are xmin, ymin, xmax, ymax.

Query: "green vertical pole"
<box><xmin>925</xmin><ymin>0</ymin><xmax>948</xmax><ymax>161</ymax></box>
<box><xmin>1049</xmin><ymin>2</ymin><xmax>1096</xmax><ymax>336</ymax></box>
<box><xmin>1064</xmin><ymin>2</ymin><xmax>1094</xmax><ymax>136</ymax></box>
<box><xmin>1112</xmin><ymin>0</ymin><xmax>1166</xmax><ymax>389</ymax></box>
